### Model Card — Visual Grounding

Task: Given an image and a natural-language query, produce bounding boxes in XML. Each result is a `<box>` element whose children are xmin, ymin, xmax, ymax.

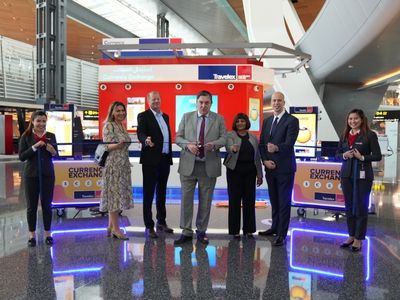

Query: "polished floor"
<box><xmin>1</xmin><ymin>160</ymin><xmax>400</xmax><ymax>299</ymax></box>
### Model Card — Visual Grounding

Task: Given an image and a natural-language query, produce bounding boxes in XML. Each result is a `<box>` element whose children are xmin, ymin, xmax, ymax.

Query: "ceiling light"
<box><xmin>364</xmin><ymin>68</ymin><xmax>400</xmax><ymax>87</ymax></box>
<box><xmin>348</xmin><ymin>65</ymin><xmax>354</xmax><ymax>69</ymax></box>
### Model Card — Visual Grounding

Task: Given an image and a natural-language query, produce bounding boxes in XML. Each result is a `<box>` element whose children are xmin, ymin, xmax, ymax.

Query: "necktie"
<box><xmin>198</xmin><ymin>115</ymin><xmax>206</xmax><ymax>158</ymax></box>
<box><xmin>270</xmin><ymin>117</ymin><xmax>279</xmax><ymax>137</ymax></box>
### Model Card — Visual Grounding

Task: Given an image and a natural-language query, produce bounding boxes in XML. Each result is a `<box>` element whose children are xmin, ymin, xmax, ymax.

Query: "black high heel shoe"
<box><xmin>45</xmin><ymin>236</ymin><xmax>54</xmax><ymax>245</ymax></box>
<box><xmin>28</xmin><ymin>238</ymin><xmax>36</xmax><ymax>247</ymax></box>
<box><xmin>112</xmin><ymin>231</ymin><xmax>129</xmax><ymax>240</ymax></box>
<box><xmin>339</xmin><ymin>240</ymin><xmax>354</xmax><ymax>248</ymax></box>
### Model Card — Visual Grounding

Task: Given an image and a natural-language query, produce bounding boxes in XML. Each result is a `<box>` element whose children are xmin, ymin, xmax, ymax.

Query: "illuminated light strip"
<box><xmin>289</xmin><ymin>228</ymin><xmax>370</xmax><ymax>280</ymax></box>
<box><xmin>53</xmin><ymin>267</ymin><xmax>103</xmax><ymax>275</ymax></box>
<box><xmin>297</xmin><ymin>161</ymin><xmax>342</xmax><ymax>166</ymax></box>
<box><xmin>363</xmin><ymin>68</ymin><xmax>400</xmax><ymax>87</ymax></box>
<box><xmin>52</xmin><ymin>201</ymin><xmax>100</xmax><ymax>206</ymax></box>
<box><xmin>124</xmin><ymin>226</ymin><xmax>229</xmax><ymax>234</ymax></box>
<box><xmin>291</xmin><ymin>191</ymin><xmax>373</xmax><ymax>210</ymax></box>
<box><xmin>51</xmin><ymin>227</ymin><xmax>128</xmax><ymax>274</ymax></box>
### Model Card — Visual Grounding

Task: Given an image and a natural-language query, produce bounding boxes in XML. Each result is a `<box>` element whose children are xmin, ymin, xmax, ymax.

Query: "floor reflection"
<box><xmin>1</xmin><ymin>159</ymin><xmax>400</xmax><ymax>299</ymax></box>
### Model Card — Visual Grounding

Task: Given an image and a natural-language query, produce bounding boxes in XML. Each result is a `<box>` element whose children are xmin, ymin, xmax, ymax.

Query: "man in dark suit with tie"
<box><xmin>258</xmin><ymin>91</ymin><xmax>299</xmax><ymax>246</ymax></box>
<box><xmin>137</xmin><ymin>91</ymin><xmax>173</xmax><ymax>238</ymax></box>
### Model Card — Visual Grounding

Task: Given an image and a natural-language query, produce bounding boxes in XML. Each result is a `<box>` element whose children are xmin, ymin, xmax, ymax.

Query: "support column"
<box><xmin>36</xmin><ymin>0</ymin><xmax>66</xmax><ymax>104</ymax></box>
<box><xmin>157</xmin><ymin>13</ymin><xmax>169</xmax><ymax>37</ymax></box>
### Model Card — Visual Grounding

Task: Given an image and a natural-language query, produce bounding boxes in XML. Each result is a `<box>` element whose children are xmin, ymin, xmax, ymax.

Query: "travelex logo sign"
<box><xmin>198</xmin><ymin>65</ymin><xmax>252</xmax><ymax>80</ymax></box>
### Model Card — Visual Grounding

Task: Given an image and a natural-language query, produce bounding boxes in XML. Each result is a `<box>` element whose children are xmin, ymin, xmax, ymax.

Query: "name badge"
<box><xmin>360</xmin><ymin>170</ymin><xmax>366</xmax><ymax>179</ymax></box>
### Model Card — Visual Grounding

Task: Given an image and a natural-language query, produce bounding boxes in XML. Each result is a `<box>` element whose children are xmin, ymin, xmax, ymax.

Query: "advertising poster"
<box><xmin>248</xmin><ymin>97</ymin><xmax>260</xmax><ymax>131</ymax></box>
<box><xmin>292</xmin><ymin>113</ymin><xmax>317</xmax><ymax>158</ymax></box>
<box><xmin>288</xmin><ymin>272</ymin><xmax>311</xmax><ymax>300</ymax></box>
<box><xmin>175</xmin><ymin>95</ymin><xmax>218</xmax><ymax>131</ymax></box>
<box><xmin>292</xmin><ymin>161</ymin><xmax>345</xmax><ymax>209</ymax></box>
<box><xmin>46</xmin><ymin>111</ymin><xmax>73</xmax><ymax>157</ymax></box>
<box><xmin>54</xmin><ymin>276</ymin><xmax>74</xmax><ymax>300</ymax></box>
<box><xmin>53</xmin><ymin>161</ymin><xmax>103</xmax><ymax>206</ymax></box>
<box><xmin>127</xmin><ymin>97</ymin><xmax>146</xmax><ymax>131</ymax></box>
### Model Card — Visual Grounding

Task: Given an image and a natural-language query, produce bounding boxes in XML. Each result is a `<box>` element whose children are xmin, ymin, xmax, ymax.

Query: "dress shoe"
<box><xmin>351</xmin><ymin>244</ymin><xmax>362</xmax><ymax>252</ymax></box>
<box><xmin>146</xmin><ymin>228</ymin><xmax>158</xmax><ymax>239</ymax></box>
<box><xmin>245</xmin><ymin>233</ymin><xmax>255</xmax><ymax>239</ymax></box>
<box><xmin>232</xmin><ymin>234</ymin><xmax>241</xmax><ymax>240</ymax></box>
<box><xmin>28</xmin><ymin>238</ymin><xmax>36</xmax><ymax>247</ymax></box>
<box><xmin>112</xmin><ymin>231</ymin><xmax>129</xmax><ymax>240</ymax></box>
<box><xmin>339</xmin><ymin>240</ymin><xmax>354</xmax><ymax>248</ymax></box>
<box><xmin>196</xmin><ymin>232</ymin><xmax>209</xmax><ymax>245</ymax></box>
<box><xmin>45</xmin><ymin>236</ymin><xmax>54</xmax><ymax>245</ymax></box>
<box><xmin>258</xmin><ymin>229</ymin><xmax>277</xmax><ymax>236</ymax></box>
<box><xmin>273</xmin><ymin>236</ymin><xmax>285</xmax><ymax>246</ymax></box>
<box><xmin>156</xmin><ymin>223</ymin><xmax>174</xmax><ymax>234</ymax></box>
<box><xmin>174</xmin><ymin>234</ymin><xmax>193</xmax><ymax>246</ymax></box>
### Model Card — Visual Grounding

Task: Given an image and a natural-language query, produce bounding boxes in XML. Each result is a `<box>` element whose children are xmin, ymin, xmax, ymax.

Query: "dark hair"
<box><xmin>342</xmin><ymin>108</ymin><xmax>370</xmax><ymax>139</ymax></box>
<box><xmin>22</xmin><ymin>110</ymin><xmax>47</xmax><ymax>136</ymax></box>
<box><xmin>196</xmin><ymin>90</ymin><xmax>212</xmax><ymax>104</ymax></box>
<box><xmin>232</xmin><ymin>113</ymin><xmax>251</xmax><ymax>131</ymax></box>
<box><xmin>106</xmin><ymin>101</ymin><xmax>126</xmax><ymax>122</ymax></box>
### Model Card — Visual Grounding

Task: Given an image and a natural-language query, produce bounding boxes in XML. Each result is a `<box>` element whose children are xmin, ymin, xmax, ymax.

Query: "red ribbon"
<box><xmin>34</xmin><ymin>133</ymin><xmax>47</xmax><ymax>143</ymax></box>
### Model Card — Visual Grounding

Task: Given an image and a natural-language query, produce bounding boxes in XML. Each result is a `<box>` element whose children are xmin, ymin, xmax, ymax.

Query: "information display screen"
<box><xmin>126</xmin><ymin>97</ymin><xmax>146</xmax><ymax>131</ymax></box>
<box><xmin>175</xmin><ymin>95</ymin><xmax>218</xmax><ymax>131</ymax></box>
<box><xmin>46</xmin><ymin>110</ymin><xmax>73</xmax><ymax>157</ymax></box>
<box><xmin>290</xmin><ymin>107</ymin><xmax>318</xmax><ymax>158</ymax></box>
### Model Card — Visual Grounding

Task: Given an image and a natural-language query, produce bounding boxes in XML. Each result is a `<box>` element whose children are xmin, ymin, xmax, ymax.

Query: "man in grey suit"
<box><xmin>174</xmin><ymin>90</ymin><xmax>227</xmax><ymax>245</ymax></box>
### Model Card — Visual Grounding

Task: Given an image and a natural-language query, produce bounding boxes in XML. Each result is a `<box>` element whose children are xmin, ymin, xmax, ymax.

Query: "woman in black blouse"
<box><xmin>224</xmin><ymin>113</ymin><xmax>263</xmax><ymax>239</ymax></box>
<box><xmin>336</xmin><ymin>109</ymin><xmax>381</xmax><ymax>252</ymax></box>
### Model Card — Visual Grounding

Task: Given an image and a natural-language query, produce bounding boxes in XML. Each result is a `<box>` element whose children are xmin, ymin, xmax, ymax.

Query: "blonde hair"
<box><xmin>105</xmin><ymin>101</ymin><xmax>126</xmax><ymax>123</ymax></box>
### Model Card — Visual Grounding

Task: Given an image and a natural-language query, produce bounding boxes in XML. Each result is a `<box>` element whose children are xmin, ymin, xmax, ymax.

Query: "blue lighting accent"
<box><xmin>174</xmin><ymin>246</ymin><xmax>217</xmax><ymax>267</ymax></box>
<box><xmin>289</xmin><ymin>228</ymin><xmax>371</xmax><ymax>281</ymax></box>
<box><xmin>53</xmin><ymin>267</ymin><xmax>103</xmax><ymax>274</ymax></box>
<box><xmin>51</xmin><ymin>227</ymin><xmax>128</xmax><ymax>274</ymax></box>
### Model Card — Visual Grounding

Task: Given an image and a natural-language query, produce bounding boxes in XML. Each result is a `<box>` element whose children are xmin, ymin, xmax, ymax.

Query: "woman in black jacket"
<box><xmin>19</xmin><ymin>111</ymin><xmax>58</xmax><ymax>247</ymax></box>
<box><xmin>336</xmin><ymin>109</ymin><xmax>381</xmax><ymax>252</ymax></box>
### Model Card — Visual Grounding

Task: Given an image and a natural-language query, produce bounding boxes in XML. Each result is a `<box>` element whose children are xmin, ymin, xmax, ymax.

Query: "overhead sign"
<box><xmin>83</xmin><ymin>110</ymin><xmax>98</xmax><ymax>120</ymax></box>
<box><xmin>373</xmin><ymin>110</ymin><xmax>400</xmax><ymax>120</ymax></box>
<box><xmin>198</xmin><ymin>65</ymin><xmax>237</xmax><ymax>80</ymax></box>
<box><xmin>99</xmin><ymin>64</ymin><xmax>269</xmax><ymax>83</ymax></box>
<box><xmin>198</xmin><ymin>65</ymin><xmax>253</xmax><ymax>80</ymax></box>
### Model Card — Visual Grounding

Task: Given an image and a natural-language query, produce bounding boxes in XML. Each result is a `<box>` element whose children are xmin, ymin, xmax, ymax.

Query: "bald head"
<box><xmin>271</xmin><ymin>91</ymin><xmax>285</xmax><ymax>115</ymax></box>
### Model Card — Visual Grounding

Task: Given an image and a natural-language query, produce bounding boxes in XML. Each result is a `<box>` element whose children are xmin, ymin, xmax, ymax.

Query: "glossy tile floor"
<box><xmin>1</xmin><ymin>160</ymin><xmax>400</xmax><ymax>299</ymax></box>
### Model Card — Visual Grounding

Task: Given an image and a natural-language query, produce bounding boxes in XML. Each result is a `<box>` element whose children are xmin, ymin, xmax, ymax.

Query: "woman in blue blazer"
<box><xmin>19</xmin><ymin>110</ymin><xmax>58</xmax><ymax>247</ymax></box>
<box><xmin>224</xmin><ymin>113</ymin><xmax>263</xmax><ymax>239</ymax></box>
<box><xmin>336</xmin><ymin>109</ymin><xmax>381</xmax><ymax>252</ymax></box>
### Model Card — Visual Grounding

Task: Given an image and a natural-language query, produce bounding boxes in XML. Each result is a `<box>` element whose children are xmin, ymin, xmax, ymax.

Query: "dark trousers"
<box><xmin>142</xmin><ymin>156</ymin><xmax>170</xmax><ymax>228</ymax></box>
<box><xmin>24</xmin><ymin>176</ymin><xmax>55</xmax><ymax>232</ymax></box>
<box><xmin>341</xmin><ymin>178</ymin><xmax>372</xmax><ymax>240</ymax></box>
<box><xmin>265</xmin><ymin>172</ymin><xmax>294</xmax><ymax>239</ymax></box>
<box><xmin>227</xmin><ymin>165</ymin><xmax>257</xmax><ymax>235</ymax></box>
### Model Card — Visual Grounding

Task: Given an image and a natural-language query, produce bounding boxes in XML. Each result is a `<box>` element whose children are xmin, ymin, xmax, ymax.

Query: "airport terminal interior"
<box><xmin>1</xmin><ymin>0</ymin><xmax>400</xmax><ymax>299</ymax></box>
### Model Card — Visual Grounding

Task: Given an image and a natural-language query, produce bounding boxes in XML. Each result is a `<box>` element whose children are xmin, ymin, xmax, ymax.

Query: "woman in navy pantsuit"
<box><xmin>336</xmin><ymin>109</ymin><xmax>381</xmax><ymax>252</ymax></box>
<box><xmin>19</xmin><ymin>110</ymin><xmax>58</xmax><ymax>247</ymax></box>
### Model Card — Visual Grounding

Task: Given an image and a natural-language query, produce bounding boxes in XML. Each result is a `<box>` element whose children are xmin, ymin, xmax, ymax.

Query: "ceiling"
<box><xmin>2</xmin><ymin>0</ymin><xmax>398</xmax><ymax>88</ymax></box>
<box><xmin>0</xmin><ymin>0</ymin><xmax>323</xmax><ymax>63</ymax></box>
<box><xmin>324</xmin><ymin>12</ymin><xmax>400</xmax><ymax>85</ymax></box>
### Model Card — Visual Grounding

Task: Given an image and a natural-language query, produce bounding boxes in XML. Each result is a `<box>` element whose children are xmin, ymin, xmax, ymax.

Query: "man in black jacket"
<box><xmin>137</xmin><ymin>91</ymin><xmax>173</xmax><ymax>238</ymax></box>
